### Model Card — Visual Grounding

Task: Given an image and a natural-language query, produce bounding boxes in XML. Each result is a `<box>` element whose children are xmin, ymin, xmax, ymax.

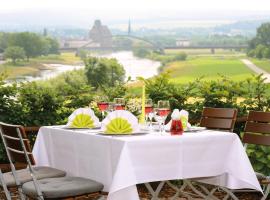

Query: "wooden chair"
<box><xmin>200</xmin><ymin>107</ymin><xmax>238</xmax><ymax>132</ymax></box>
<box><xmin>188</xmin><ymin>108</ymin><xmax>240</xmax><ymax>199</ymax></box>
<box><xmin>0</xmin><ymin>122</ymin><xmax>104</xmax><ymax>200</ymax></box>
<box><xmin>241</xmin><ymin>111</ymin><xmax>270</xmax><ymax>200</ymax></box>
<box><xmin>149</xmin><ymin>108</ymin><xmax>240</xmax><ymax>200</ymax></box>
<box><xmin>208</xmin><ymin>111</ymin><xmax>270</xmax><ymax>199</ymax></box>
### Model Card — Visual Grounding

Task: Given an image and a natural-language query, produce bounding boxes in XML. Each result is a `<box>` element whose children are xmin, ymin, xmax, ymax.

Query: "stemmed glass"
<box><xmin>97</xmin><ymin>100</ymin><xmax>109</xmax><ymax>119</ymax></box>
<box><xmin>145</xmin><ymin>99</ymin><xmax>154</xmax><ymax>130</ymax></box>
<box><xmin>113</xmin><ymin>98</ymin><xmax>125</xmax><ymax>110</ymax></box>
<box><xmin>156</xmin><ymin>100</ymin><xmax>170</xmax><ymax>134</ymax></box>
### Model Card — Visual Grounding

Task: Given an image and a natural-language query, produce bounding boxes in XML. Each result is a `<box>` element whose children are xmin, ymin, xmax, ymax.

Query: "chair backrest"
<box><xmin>242</xmin><ymin>111</ymin><xmax>270</xmax><ymax>146</ymax></box>
<box><xmin>0</xmin><ymin>122</ymin><xmax>44</xmax><ymax>199</ymax></box>
<box><xmin>200</xmin><ymin>107</ymin><xmax>238</xmax><ymax>132</ymax></box>
<box><xmin>0</xmin><ymin>122</ymin><xmax>35</xmax><ymax>165</ymax></box>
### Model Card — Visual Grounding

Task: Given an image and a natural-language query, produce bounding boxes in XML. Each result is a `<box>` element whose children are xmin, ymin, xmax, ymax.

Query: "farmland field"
<box><xmin>164</xmin><ymin>56</ymin><xmax>255</xmax><ymax>84</ymax></box>
<box><xmin>164</xmin><ymin>48</ymin><xmax>246</xmax><ymax>57</ymax></box>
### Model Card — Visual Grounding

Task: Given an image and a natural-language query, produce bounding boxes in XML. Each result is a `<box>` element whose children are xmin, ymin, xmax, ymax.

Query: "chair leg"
<box><xmin>261</xmin><ymin>184</ymin><xmax>270</xmax><ymax>200</ymax></box>
<box><xmin>207</xmin><ymin>186</ymin><xmax>238</xmax><ymax>200</ymax></box>
<box><xmin>0</xmin><ymin>169</ymin><xmax>11</xmax><ymax>200</ymax></box>
<box><xmin>144</xmin><ymin>181</ymin><xmax>165</xmax><ymax>200</ymax></box>
<box><xmin>96</xmin><ymin>196</ymin><xmax>106</xmax><ymax>200</ymax></box>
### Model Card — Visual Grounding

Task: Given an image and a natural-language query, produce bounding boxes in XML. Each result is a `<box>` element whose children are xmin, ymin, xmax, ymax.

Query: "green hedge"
<box><xmin>1</xmin><ymin>70</ymin><xmax>270</xmax><ymax>175</ymax></box>
<box><xmin>144</xmin><ymin>72</ymin><xmax>270</xmax><ymax>174</ymax></box>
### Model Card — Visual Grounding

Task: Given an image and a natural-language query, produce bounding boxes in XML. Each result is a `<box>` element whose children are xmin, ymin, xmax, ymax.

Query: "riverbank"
<box><xmin>1</xmin><ymin>51</ymin><xmax>161</xmax><ymax>82</ymax></box>
<box><xmin>0</xmin><ymin>52</ymin><xmax>82</xmax><ymax>80</ymax></box>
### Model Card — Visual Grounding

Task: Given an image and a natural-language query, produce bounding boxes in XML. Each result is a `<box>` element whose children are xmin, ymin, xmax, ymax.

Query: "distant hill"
<box><xmin>213</xmin><ymin>19</ymin><xmax>270</xmax><ymax>35</ymax></box>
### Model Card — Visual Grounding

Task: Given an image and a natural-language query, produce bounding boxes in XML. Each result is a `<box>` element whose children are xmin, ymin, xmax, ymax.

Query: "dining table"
<box><xmin>32</xmin><ymin>126</ymin><xmax>262</xmax><ymax>200</ymax></box>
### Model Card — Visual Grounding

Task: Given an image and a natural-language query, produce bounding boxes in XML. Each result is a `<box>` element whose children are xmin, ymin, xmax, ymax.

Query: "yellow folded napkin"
<box><xmin>101</xmin><ymin>110</ymin><xmax>138</xmax><ymax>134</ymax></box>
<box><xmin>66</xmin><ymin>108</ymin><xmax>100</xmax><ymax>128</ymax></box>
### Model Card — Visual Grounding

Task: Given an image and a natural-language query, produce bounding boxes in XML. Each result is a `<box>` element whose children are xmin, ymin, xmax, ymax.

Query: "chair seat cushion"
<box><xmin>256</xmin><ymin>172</ymin><xmax>266</xmax><ymax>180</ymax></box>
<box><xmin>1</xmin><ymin>166</ymin><xmax>66</xmax><ymax>187</ymax></box>
<box><xmin>22</xmin><ymin>177</ymin><xmax>104</xmax><ymax>199</ymax></box>
<box><xmin>256</xmin><ymin>172</ymin><xmax>270</xmax><ymax>184</ymax></box>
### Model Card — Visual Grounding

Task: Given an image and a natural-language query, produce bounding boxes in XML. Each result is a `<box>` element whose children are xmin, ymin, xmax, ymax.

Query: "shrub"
<box><xmin>174</xmin><ymin>52</ymin><xmax>187</xmax><ymax>61</ymax></box>
<box><xmin>247</xmin><ymin>49</ymin><xmax>255</xmax><ymax>57</ymax></box>
<box><xmin>1</xmin><ymin>70</ymin><xmax>270</xmax><ymax>174</ymax></box>
<box><xmin>132</xmin><ymin>47</ymin><xmax>151</xmax><ymax>58</ymax></box>
<box><xmin>263</xmin><ymin>48</ymin><xmax>270</xmax><ymax>59</ymax></box>
<box><xmin>254</xmin><ymin>44</ymin><xmax>266</xmax><ymax>59</ymax></box>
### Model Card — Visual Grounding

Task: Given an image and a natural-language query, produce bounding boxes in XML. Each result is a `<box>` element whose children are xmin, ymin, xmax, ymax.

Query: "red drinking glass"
<box><xmin>145</xmin><ymin>106</ymin><xmax>153</xmax><ymax>114</ymax></box>
<box><xmin>157</xmin><ymin>108</ymin><xmax>170</xmax><ymax>117</ymax></box>
<box><xmin>170</xmin><ymin>120</ymin><xmax>183</xmax><ymax>135</ymax></box>
<box><xmin>97</xmin><ymin>102</ymin><xmax>109</xmax><ymax>112</ymax></box>
<box><xmin>113</xmin><ymin>98</ymin><xmax>125</xmax><ymax>111</ymax></box>
<box><xmin>114</xmin><ymin>104</ymin><xmax>125</xmax><ymax>110</ymax></box>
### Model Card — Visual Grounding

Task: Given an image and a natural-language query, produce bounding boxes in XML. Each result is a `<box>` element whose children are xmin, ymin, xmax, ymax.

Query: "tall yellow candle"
<box><xmin>139</xmin><ymin>85</ymin><xmax>145</xmax><ymax>124</ymax></box>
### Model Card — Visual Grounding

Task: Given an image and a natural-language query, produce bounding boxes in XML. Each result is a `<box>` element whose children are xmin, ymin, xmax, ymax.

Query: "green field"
<box><xmin>164</xmin><ymin>56</ymin><xmax>255</xmax><ymax>84</ymax></box>
<box><xmin>165</xmin><ymin>48</ymin><xmax>246</xmax><ymax>57</ymax></box>
<box><xmin>251</xmin><ymin>58</ymin><xmax>270</xmax><ymax>73</ymax></box>
<box><xmin>0</xmin><ymin>52</ymin><xmax>82</xmax><ymax>79</ymax></box>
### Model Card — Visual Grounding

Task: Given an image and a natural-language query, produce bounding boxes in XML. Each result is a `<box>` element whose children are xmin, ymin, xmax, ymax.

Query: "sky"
<box><xmin>1</xmin><ymin>0</ymin><xmax>270</xmax><ymax>15</ymax></box>
<box><xmin>0</xmin><ymin>0</ymin><xmax>270</xmax><ymax>28</ymax></box>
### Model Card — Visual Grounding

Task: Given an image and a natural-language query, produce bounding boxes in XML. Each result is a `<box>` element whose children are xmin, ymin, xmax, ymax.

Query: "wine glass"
<box><xmin>114</xmin><ymin>98</ymin><xmax>125</xmax><ymax>110</ymax></box>
<box><xmin>145</xmin><ymin>99</ymin><xmax>154</xmax><ymax>129</ymax></box>
<box><xmin>157</xmin><ymin>100</ymin><xmax>170</xmax><ymax>134</ymax></box>
<box><xmin>107</xmin><ymin>102</ymin><xmax>114</xmax><ymax>113</ymax></box>
<box><xmin>97</xmin><ymin>98</ymin><xmax>109</xmax><ymax>119</ymax></box>
<box><xmin>154</xmin><ymin>108</ymin><xmax>163</xmax><ymax>134</ymax></box>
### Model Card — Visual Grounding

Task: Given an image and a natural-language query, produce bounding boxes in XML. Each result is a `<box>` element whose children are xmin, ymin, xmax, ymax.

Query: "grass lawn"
<box><xmin>251</xmin><ymin>58</ymin><xmax>270</xmax><ymax>73</ymax></box>
<box><xmin>34</xmin><ymin>52</ymin><xmax>82</xmax><ymax>64</ymax></box>
<box><xmin>164</xmin><ymin>56</ymin><xmax>255</xmax><ymax>84</ymax></box>
<box><xmin>0</xmin><ymin>52</ymin><xmax>82</xmax><ymax>79</ymax></box>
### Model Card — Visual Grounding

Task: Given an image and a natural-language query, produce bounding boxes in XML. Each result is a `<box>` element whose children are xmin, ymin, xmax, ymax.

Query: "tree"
<box><xmin>4</xmin><ymin>46</ymin><xmax>25</xmax><ymax>64</ymax></box>
<box><xmin>248</xmin><ymin>23</ymin><xmax>270</xmax><ymax>58</ymax></box>
<box><xmin>8</xmin><ymin>32</ymin><xmax>45</xmax><ymax>60</ymax></box>
<box><xmin>254</xmin><ymin>44</ymin><xmax>266</xmax><ymax>59</ymax></box>
<box><xmin>0</xmin><ymin>32</ymin><xmax>10</xmax><ymax>52</ymax></box>
<box><xmin>256</xmin><ymin>23</ymin><xmax>270</xmax><ymax>47</ymax></box>
<box><xmin>85</xmin><ymin>57</ymin><xmax>125</xmax><ymax>89</ymax></box>
<box><xmin>45</xmin><ymin>37</ymin><xmax>59</xmax><ymax>54</ymax></box>
<box><xmin>263</xmin><ymin>48</ymin><xmax>270</xmax><ymax>59</ymax></box>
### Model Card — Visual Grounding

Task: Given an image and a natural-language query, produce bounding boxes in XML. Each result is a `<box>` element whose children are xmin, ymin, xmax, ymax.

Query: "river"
<box><xmin>11</xmin><ymin>51</ymin><xmax>160</xmax><ymax>83</ymax></box>
<box><xmin>99</xmin><ymin>51</ymin><xmax>160</xmax><ymax>80</ymax></box>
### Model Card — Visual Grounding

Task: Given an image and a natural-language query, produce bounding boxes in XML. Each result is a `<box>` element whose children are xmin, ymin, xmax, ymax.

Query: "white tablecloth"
<box><xmin>33</xmin><ymin>127</ymin><xmax>262</xmax><ymax>200</ymax></box>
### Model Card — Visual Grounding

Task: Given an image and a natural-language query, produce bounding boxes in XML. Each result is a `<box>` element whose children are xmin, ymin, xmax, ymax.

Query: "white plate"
<box><xmin>185</xmin><ymin>127</ymin><xmax>206</xmax><ymax>132</ymax></box>
<box><xmin>61</xmin><ymin>126</ymin><xmax>101</xmax><ymax>130</ymax></box>
<box><xmin>99</xmin><ymin>132</ymin><xmax>148</xmax><ymax>136</ymax></box>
